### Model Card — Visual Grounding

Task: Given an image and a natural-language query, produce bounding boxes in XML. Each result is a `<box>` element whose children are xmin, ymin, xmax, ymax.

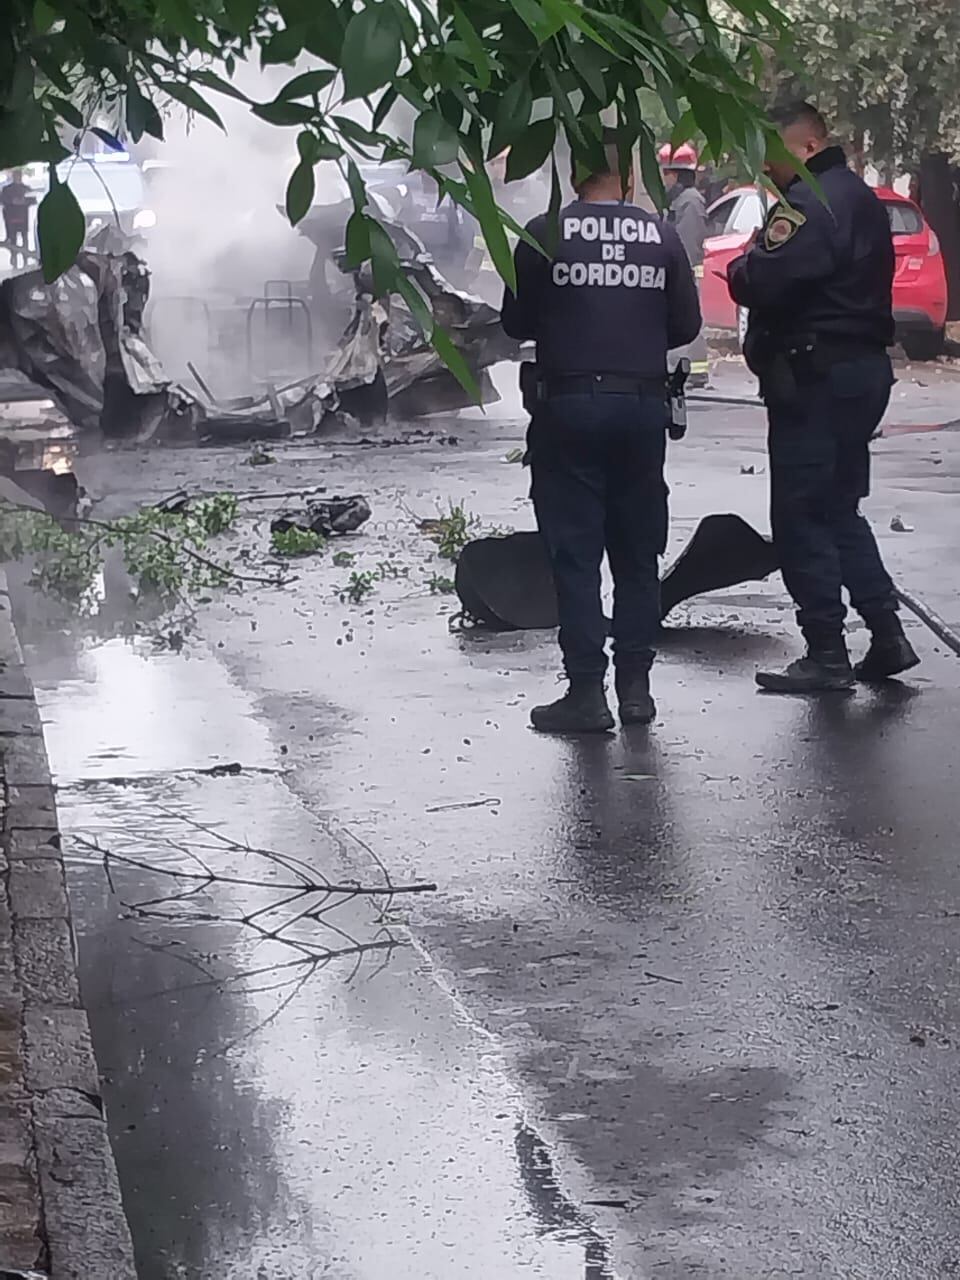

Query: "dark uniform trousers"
<box><xmin>767</xmin><ymin>352</ymin><xmax>898</xmax><ymax>642</ymax></box>
<box><xmin>529</xmin><ymin>389</ymin><xmax>668</xmax><ymax>679</ymax></box>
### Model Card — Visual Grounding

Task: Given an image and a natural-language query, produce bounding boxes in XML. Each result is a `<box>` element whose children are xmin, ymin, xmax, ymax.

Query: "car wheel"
<box><xmin>736</xmin><ymin>305</ymin><xmax>750</xmax><ymax>351</ymax></box>
<box><xmin>901</xmin><ymin>327</ymin><xmax>945</xmax><ymax>361</ymax></box>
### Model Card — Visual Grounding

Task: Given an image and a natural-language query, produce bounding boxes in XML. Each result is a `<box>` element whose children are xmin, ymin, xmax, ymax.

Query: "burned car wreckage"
<box><xmin>0</xmin><ymin>206</ymin><xmax>518</xmax><ymax>443</ymax></box>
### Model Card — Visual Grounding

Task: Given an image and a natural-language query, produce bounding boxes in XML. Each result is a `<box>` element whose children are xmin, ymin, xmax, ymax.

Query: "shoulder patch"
<box><xmin>764</xmin><ymin>203</ymin><xmax>806</xmax><ymax>251</ymax></box>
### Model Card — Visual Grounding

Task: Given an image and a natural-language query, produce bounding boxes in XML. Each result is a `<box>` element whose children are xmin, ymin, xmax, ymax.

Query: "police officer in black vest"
<box><xmin>501</xmin><ymin>131</ymin><xmax>701</xmax><ymax>733</ymax></box>
<box><xmin>728</xmin><ymin>102</ymin><xmax>919</xmax><ymax>692</ymax></box>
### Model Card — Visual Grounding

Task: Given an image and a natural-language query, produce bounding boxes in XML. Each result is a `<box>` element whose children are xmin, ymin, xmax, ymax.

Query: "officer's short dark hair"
<box><xmin>771</xmin><ymin>101</ymin><xmax>828</xmax><ymax>139</ymax></box>
<box><xmin>577</xmin><ymin>127</ymin><xmax>632</xmax><ymax>182</ymax></box>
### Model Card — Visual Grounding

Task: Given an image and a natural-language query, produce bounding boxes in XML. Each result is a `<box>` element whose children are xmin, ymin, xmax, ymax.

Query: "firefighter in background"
<box><xmin>659</xmin><ymin>143</ymin><xmax>710</xmax><ymax>388</ymax></box>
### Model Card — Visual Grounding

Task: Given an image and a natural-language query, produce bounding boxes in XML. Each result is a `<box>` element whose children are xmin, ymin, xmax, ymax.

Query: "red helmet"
<box><xmin>658</xmin><ymin>142</ymin><xmax>698</xmax><ymax>171</ymax></box>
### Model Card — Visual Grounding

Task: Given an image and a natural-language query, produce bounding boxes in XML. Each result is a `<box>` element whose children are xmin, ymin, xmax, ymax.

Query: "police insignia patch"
<box><xmin>764</xmin><ymin>204</ymin><xmax>806</xmax><ymax>251</ymax></box>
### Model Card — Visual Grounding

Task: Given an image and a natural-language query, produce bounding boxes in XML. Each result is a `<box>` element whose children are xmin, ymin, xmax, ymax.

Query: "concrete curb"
<box><xmin>0</xmin><ymin>572</ymin><xmax>137</xmax><ymax>1279</ymax></box>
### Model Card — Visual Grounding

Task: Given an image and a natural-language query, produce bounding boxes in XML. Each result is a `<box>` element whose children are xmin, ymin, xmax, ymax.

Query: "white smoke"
<box><xmin>144</xmin><ymin>61</ymin><xmax>341</xmax><ymax>303</ymax></box>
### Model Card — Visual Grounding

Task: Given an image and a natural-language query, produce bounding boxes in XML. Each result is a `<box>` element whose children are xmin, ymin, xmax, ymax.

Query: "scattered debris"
<box><xmin>0</xmin><ymin>246</ymin><xmax>200</xmax><ymax>440</ymax></box>
<box><xmin>890</xmin><ymin>514</ymin><xmax>915</xmax><ymax>533</ymax></box>
<box><xmin>299</xmin><ymin>203</ymin><xmax>520</xmax><ymax>417</ymax></box>
<box><xmin>272</xmin><ymin>494</ymin><xmax>371</xmax><ymax>539</ymax></box>
<box><xmin>247</xmin><ymin>445</ymin><xmax>276</xmax><ymax>467</ymax></box>
<box><xmin>332</xmin><ymin>550</ymin><xmax>356</xmax><ymax>568</ymax></box>
<box><xmin>425</xmin><ymin>797</ymin><xmax>501</xmax><ymax>813</ymax></box>
<box><xmin>504</xmin><ymin>447</ymin><xmax>525</xmax><ymax>464</ymax></box>
<box><xmin>643</xmin><ymin>969</ymin><xmax>683</xmax><ymax>985</ymax></box>
<box><xmin>739</xmin><ymin>463</ymin><xmax>762</xmax><ymax>475</ymax></box>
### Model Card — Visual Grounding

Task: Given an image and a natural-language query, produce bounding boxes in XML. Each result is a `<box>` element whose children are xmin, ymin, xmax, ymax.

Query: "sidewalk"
<box><xmin>0</xmin><ymin>575</ymin><xmax>135</xmax><ymax>1279</ymax></box>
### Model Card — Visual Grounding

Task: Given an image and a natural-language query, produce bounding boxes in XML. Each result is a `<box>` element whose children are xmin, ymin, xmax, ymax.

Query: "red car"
<box><xmin>701</xmin><ymin>185</ymin><xmax>949</xmax><ymax>360</ymax></box>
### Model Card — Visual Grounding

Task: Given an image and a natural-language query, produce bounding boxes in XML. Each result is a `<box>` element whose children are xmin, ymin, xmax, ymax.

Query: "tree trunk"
<box><xmin>919</xmin><ymin>151</ymin><xmax>960</xmax><ymax>322</ymax></box>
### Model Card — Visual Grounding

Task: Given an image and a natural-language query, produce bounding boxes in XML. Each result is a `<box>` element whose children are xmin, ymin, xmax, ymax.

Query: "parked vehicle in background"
<box><xmin>701</xmin><ymin>185</ymin><xmax>949</xmax><ymax>360</ymax></box>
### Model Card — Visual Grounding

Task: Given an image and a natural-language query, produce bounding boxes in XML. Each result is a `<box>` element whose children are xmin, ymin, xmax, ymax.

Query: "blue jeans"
<box><xmin>767</xmin><ymin>353</ymin><xmax>898</xmax><ymax>642</ymax></box>
<box><xmin>529</xmin><ymin>391</ymin><xmax>668</xmax><ymax>679</ymax></box>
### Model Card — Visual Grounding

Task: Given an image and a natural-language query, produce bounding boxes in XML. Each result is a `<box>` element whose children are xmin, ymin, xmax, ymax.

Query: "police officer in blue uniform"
<box><xmin>727</xmin><ymin>102</ymin><xmax>919</xmax><ymax>693</ymax></box>
<box><xmin>501</xmin><ymin>131</ymin><xmax>701</xmax><ymax>733</ymax></box>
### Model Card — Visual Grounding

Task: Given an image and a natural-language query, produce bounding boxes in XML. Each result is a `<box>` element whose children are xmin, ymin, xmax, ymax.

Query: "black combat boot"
<box><xmin>530</xmin><ymin>679</ymin><xmax>615</xmax><ymax>734</ymax></box>
<box><xmin>756</xmin><ymin>640</ymin><xmax>855</xmax><ymax>693</ymax></box>
<box><xmin>614</xmin><ymin>667</ymin><xmax>657</xmax><ymax>726</ymax></box>
<box><xmin>855</xmin><ymin>614</ymin><xmax>920</xmax><ymax>682</ymax></box>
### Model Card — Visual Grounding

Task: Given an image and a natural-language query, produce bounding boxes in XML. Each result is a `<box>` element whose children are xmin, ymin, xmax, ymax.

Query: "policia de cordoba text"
<box><xmin>553</xmin><ymin>215</ymin><xmax>667</xmax><ymax>291</ymax></box>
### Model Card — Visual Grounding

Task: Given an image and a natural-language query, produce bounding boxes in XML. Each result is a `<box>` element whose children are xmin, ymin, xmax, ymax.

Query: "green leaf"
<box><xmin>372</xmin><ymin>85</ymin><xmax>399</xmax><ymax>130</ymax></box>
<box><xmin>669</xmin><ymin>108</ymin><xmax>697</xmax><ymax>149</ymax></box>
<box><xmin>126</xmin><ymin>81</ymin><xmax>164</xmax><ymax>142</ymax></box>
<box><xmin>6</xmin><ymin>56</ymin><xmax>35</xmax><ymax>110</ymax></box>
<box><xmin>222</xmin><ymin>0</ymin><xmax>257</xmax><ymax>30</ymax></box>
<box><xmin>451</xmin><ymin>4</ymin><xmax>491</xmax><ymax>89</ymax></box>
<box><xmin>33</xmin><ymin>52</ymin><xmax>72</xmax><ymax>96</ymax></box>
<box><xmin>47</xmin><ymin>96</ymin><xmax>84</xmax><ymax>129</ymax></box>
<box><xmin>276</xmin><ymin>69</ymin><xmax>336</xmax><ymax>100</ymax></box>
<box><xmin>157</xmin><ymin>0</ymin><xmax>208</xmax><ymax>45</ymax></box>
<box><xmin>566</xmin><ymin>34</ymin><xmax>608</xmax><ymax>103</ymax></box>
<box><xmin>341</xmin><ymin>4</ymin><xmax>402</xmax><ymax>100</ymax></box>
<box><xmin>333</xmin><ymin>116</ymin><xmax>385</xmax><ymax>149</ymax></box>
<box><xmin>261</xmin><ymin>24</ymin><xmax>306</xmax><ymax>66</ymax></box>
<box><xmin>285</xmin><ymin>159</ymin><xmax>315</xmax><ymax>224</ymax></box>
<box><xmin>463</xmin><ymin>160</ymin><xmax>515</xmax><ymax>291</ymax></box>
<box><xmin>253</xmin><ymin>100</ymin><xmax>315</xmax><ymax>126</ymax></box>
<box><xmin>368</xmin><ymin>218</ymin><xmax>400</xmax><ymax>295</ymax></box>
<box><xmin>223</xmin><ymin>0</ymin><xmax>259</xmax><ymax>32</ymax></box>
<box><xmin>394</xmin><ymin>271</ymin><xmax>433</xmax><ymax>336</ymax></box>
<box><xmin>490</xmin><ymin>77</ymin><xmax>532</xmax><ymax>157</ymax></box>
<box><xmin>345</xmin><ymin>158</ymin><xmax>367</xmax><ymax>211</ymax></box>
<box><xmin>432</xmin><ymin>324</ymin><xmax>479</xmax><ymax>402</ymax></box>
<box><xmin>296</xmin><ymin>130</ymin><xmax>320</xmax><ymax>162</ymax></box>
<box><xmin>90</xmin><ymin>126</ymin><xmax>125</xmax><ymax>152</ymax></box>
<box><xmin>160</xmin><ymin>82</ymin><xmax>225</xmax><ymax>130</ymax></box>
<box><xmin>33</xmin><ymin>0</ymin><xmax>57</xmax><ymax>33</ymax></box>
<box><xmin>302</xmin><ymin>12</ymin><xmax>346</xmax><ymax>64</ymax></box>
<box><xmin>505</xmin><ymin>117</ymin><xmax>555</xmax><ymax>180</ymax></box>
<box><xmin>544</xmin><ymin>155</ymin><xmax>562</xmax><ymax>255</ymax></box>
<box><xmin>38</xmin><ymin>177</ymin><xmax>85</xmax><ymax>284</ymax></box>
<box><xmin>191</xmin><ymin>68</ymin><xmax>251</xmax><ymax>103</ymax></box>
<box><xmin>560</xmin><ymin>3</ymin><xmax>616</xmax><ymax>54</ymax></box>
<box><xmin>344</xmin><ymin>210</ymin><xmax>371</xmax><ymax>267</ymax></box>
<box><xmin>412</xmin><ymin>109</ymin><xmax>460</xmax><ymax>166</ymax></box>
<box><xmin>508</xmin><ymin>0</ymin><xmax>562</xmax><ymax>40</ymax></box>
<box><xmin>687</xmin><ymin>80</ymin><xmax>722</xmax><ymax>161</ymax></box>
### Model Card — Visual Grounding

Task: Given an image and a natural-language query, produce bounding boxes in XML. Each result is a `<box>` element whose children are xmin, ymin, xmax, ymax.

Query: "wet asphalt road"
<box><xmin>14</xmin><ymin>377</ymin><xmax>960</xmax><ymax>1279</ymax></box>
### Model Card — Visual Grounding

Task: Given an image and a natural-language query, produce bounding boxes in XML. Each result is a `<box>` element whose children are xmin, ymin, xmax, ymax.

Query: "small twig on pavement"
<box><xmin>643</xmin><ymin>969</ymin><xmax>684</xmax><ymax>985</ymax></box>
<box><xmin>426</xmin><ymin>797</ymin><xmax>501</xmax><ymax>813</ymax></box>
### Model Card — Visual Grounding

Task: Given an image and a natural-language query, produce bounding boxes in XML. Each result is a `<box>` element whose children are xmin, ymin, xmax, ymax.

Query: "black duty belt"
<box><xmin>543</xmin><ymin>372</ymin><xmax>666</xmax><ymax>398</ymax></box>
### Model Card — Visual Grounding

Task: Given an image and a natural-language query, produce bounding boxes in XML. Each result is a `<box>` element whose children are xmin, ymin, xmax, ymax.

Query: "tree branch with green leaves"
<box><xmin>3</xmin><ymin>0</ymin><xmax>791</xmax><ymax>376</ymax></box>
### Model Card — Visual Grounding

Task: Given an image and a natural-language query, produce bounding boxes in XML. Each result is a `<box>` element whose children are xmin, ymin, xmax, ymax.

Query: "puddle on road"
<box><xmin>25</xmin><ymin>634</ymin><xmax>618</xmax><ymax>1280</ymax></box>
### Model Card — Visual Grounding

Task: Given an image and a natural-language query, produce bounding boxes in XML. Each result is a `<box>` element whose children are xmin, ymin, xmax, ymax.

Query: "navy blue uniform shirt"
<box><xmin>727</xmin><ymin>146</ymin><xmax>895</xmax><ymax>349</ymax></box>
<box><xmin>501</xmin><ymin>199</ymin><xmax>701</xmax><ymax>378</ymax></box>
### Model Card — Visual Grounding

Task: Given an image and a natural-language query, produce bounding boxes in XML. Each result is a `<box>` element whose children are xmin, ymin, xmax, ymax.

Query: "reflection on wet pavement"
<box><xmin>29</xmin><ymin>637</ymin><xmax>618</xmax><ymax>1280</ymax></box>
<box><xmin>14</xmin><ymin>421</ymin><xmax>960</xmax><ymax>1279</ymax></box>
